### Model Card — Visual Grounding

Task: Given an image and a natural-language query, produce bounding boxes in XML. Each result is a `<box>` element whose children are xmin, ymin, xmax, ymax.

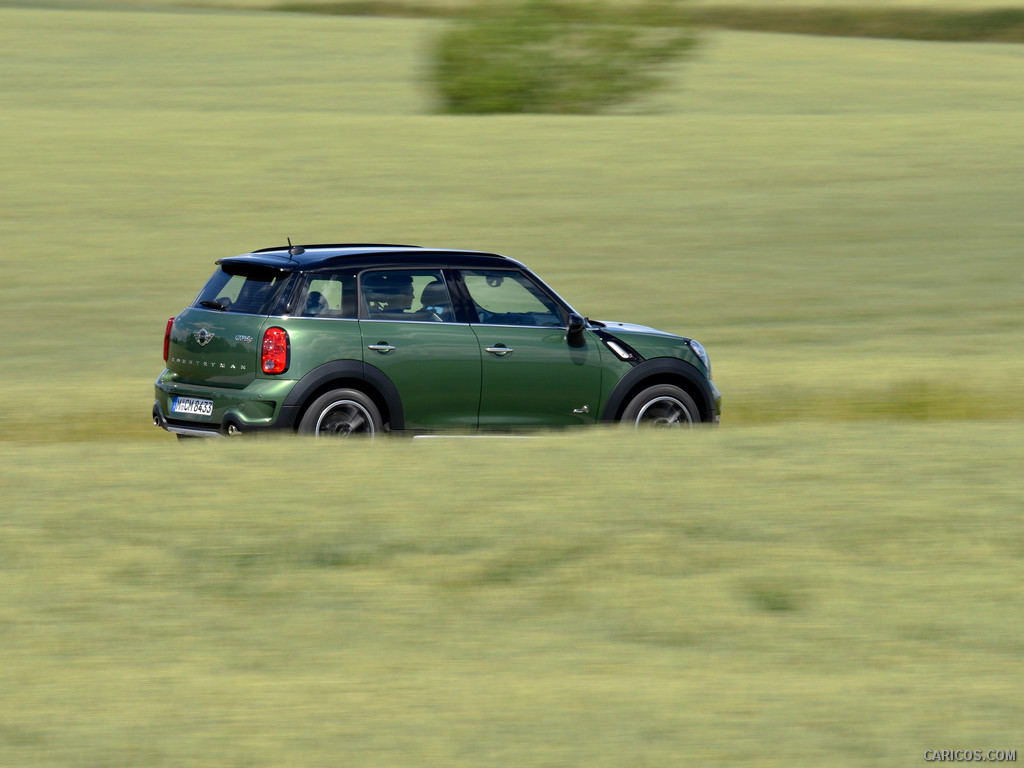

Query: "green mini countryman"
<box><xmin>153</xmin><ymin>244</ymin><xmax>721</xmax><ymax>438</ymax></box>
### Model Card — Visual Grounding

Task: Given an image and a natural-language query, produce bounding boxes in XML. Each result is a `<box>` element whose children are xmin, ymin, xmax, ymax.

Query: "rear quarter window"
<box><xmin>296</xmin><ymin>272</ymin><xmax>358</xmax><ymax>318</ymax></box>
<box><xmin>195</xmin><ymin>265</ymin><xmax>292</xmax><ymax>315</ymax></box>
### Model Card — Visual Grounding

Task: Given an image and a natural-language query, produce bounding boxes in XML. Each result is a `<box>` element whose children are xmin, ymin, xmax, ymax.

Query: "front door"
<box><xmin>460</xmin><ymin>269</ymin><xmax>603</xmax><ymax>427</ymax></box>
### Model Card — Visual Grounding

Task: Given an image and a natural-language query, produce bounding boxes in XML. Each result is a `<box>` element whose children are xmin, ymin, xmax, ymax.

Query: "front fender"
<box><xmin>600</xmin><ymin>358</ymin><xmax>718</xmax><ymax>423</ymax></box>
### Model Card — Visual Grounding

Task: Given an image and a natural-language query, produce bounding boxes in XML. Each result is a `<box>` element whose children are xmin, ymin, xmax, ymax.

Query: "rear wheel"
<box><xmin>621</xmin><ymin>385</ymin><xmax>700</xmax><ymax>429</ymax></box>
<box><xmin>298</xmin><ymin>388</ymin><xmax>383</xmax><ymax>438</ymax></box>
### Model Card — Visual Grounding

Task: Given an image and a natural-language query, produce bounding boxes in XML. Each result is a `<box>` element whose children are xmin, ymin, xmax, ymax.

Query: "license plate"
<box><xmin>172</xmin><ymin>396</ymin><xmax>214</xmax><ymax>418</ymax></box>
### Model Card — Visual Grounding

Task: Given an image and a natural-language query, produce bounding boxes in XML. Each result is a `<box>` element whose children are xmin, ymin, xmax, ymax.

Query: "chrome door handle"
<box><xmin>368</xmin><ymin>343</ymin><xmax>396</xmax><ymax>353</ymax></box>
<box><xmin>485</xmin><ymin>345</ymin><xmax>513</xmax><ymax>357</ymax></box>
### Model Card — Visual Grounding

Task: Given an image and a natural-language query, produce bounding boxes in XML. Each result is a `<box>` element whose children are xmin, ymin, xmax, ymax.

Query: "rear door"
<box><xmin>358</xmin><ymin>269</ymin><xmax>482</xmax><ymax>430</ymax></box>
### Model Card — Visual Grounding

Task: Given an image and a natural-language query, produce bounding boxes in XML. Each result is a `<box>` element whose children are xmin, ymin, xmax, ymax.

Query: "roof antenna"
<box><xmin>287</xmin><ymin>237</ymin><xmax>304</xmax><ymax>258</ymax></box>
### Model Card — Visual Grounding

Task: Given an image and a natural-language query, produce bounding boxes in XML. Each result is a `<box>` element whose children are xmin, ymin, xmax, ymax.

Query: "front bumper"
<box><xmin>710</xmin><ymin>380</ymin><xmax>722</xmax><ymax>424</ymax></box>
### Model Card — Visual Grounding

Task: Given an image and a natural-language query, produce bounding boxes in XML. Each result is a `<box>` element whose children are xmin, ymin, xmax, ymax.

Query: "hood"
<box><xmin>593</xmin><ymin>320</ymin><xmax>684</xmax><ymax>340</ymax></box>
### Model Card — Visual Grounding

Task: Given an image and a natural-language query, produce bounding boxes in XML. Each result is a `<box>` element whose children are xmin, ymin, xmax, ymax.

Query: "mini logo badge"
<box><xmin>195</xmin><ymin>328</ymin><xmax>214</xmax><ymax>346</ymax></box>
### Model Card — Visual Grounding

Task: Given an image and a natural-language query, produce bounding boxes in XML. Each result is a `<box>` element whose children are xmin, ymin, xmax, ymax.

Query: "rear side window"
<box><xmin>195</xmin><ymin>265</ymin><xmax>292</xmax><ymax>315</ymax></box>
<box><xmin>296</xmin><ymin>272</ymin><xmax>358</xmax><ymax>318</ymax></box>
<box><xmin>361</xmin><ymin>270</ymin><xmax>453</xmax><ymax>322</ymax></box>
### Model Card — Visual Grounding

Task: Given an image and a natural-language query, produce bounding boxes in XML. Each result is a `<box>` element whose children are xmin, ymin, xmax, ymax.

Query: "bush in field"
<box><xmin>432</xmin><ymin>1</ymin><xmax>697</xmax><ymax>114</ymax></box>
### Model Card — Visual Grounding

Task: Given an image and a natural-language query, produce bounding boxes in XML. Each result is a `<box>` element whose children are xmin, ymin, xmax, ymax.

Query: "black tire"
<box><xmin>620</xmin><ymin>384</ymin><xmax>700</xmax><ymax>429</ymax></box>
<box><xmin>298</xmin><ymin>388</ymin><xmax>383</xmax><ymax>438</ymax></box>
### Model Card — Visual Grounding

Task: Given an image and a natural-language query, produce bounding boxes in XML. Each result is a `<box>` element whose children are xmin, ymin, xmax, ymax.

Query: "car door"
<box><xmin>358</xmin><ymin>269</ymin><xmax>481</xmax><ymax>430</ymax></box>
<box><xmin>459</xmin><ymin>268</ymin><xmax>603</xmax><ymax>427</ymax></box>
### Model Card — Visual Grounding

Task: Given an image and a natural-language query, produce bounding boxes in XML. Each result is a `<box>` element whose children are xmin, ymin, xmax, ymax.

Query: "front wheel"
<box><xmin>298</xmin><ymin>389</ymin><xmax>383</xmax><ymax>438</ymax></box>
<box><xmin>621</xmin><ymin>385</ymin><xmax>700</xmax><ymax>429</ymax></box>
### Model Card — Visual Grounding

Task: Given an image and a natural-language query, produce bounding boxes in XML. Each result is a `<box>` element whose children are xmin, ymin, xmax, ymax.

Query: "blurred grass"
<box><xmin>695</xmin><ymin>6</ymin><xmax>1024</xmax><ymax>42</ymax></box>
<box><xmin>15</xmin><ymin>0</ymin><xmax>1024</xmax><ymax>11</ymax></box>
<box><xmin>1</xmin><ymin>7</ymin><xmax>1022</xmax><ymax>765</ymax></box>
<box><xmin>1</xmin><ymin>7</ymin><xmax>1023</xmax><ymax>441</ymax></box>
<box><xmin>2</xmin><ymin>426</ymin><xmax>1023</xmax><ymax>766</ymax></box>
<box><xmin>13</xmin><ymin>0</ymin><xmax>1024</xmax><ymax>41</ymax></box>
<box><xmin>269</xmin><ymin>2</ymin><xmax>1024</xmax><ymax>44</ymax></box>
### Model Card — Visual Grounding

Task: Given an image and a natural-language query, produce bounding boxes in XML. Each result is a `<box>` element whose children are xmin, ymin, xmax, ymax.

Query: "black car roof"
<box><xmin>217</xmin><ymin>244</ymin><xmax>521</xmax><ymax>272</ymax></box>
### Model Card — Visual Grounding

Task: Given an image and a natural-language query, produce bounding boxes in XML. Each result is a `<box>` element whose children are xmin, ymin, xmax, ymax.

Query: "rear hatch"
<box><xmin>166</xmin><ymin>262</ymin><xmax>295</xmax><ymax>389</ymax></box>
<box><xmin>166</xmin><ymin>308</ymin><xmax>268</xmax><ymax>389</ymax></box>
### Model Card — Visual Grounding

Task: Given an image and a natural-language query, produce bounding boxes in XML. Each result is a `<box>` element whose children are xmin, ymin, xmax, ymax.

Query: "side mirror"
<box><xmin>567</xmin><ymin>313</ymin><xmax>587</xmax><ymax>347</ymax></box>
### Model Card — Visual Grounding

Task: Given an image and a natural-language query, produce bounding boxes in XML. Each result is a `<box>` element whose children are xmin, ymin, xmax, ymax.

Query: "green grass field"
<box><xmin>2</xmin><ymin>7</ymin><xmax>1023</xmax><ymax>439</ymax></box>
<box><xmin>3</xmin><ymin>427</ymin><xmax>1023</xmax><ymax>766</ymax></box>
<box><xmin>1</xmin><ymin>4</ymin><xmax>1022</xmax><ymax>766</ymax></box>
<box><xmin>20</xmin><ymin>0</ymin><xmax>1024</xmax><ymax>10</ymax></box>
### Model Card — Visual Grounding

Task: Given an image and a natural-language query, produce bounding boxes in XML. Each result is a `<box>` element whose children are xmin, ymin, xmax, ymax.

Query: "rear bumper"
<box><xmin>153</xmin><ymin>401</ymin><xmax>227</xmax><ymax>437</ymax></box>
<box><xmin>152</xmin><ymin>399</ymin><xmax>303</xmax><ymax>437</ymax></box>
<box><xmin>153</xmin><ymin>369</ymin><xmax>300</xmax><ymax>437</ymax></box>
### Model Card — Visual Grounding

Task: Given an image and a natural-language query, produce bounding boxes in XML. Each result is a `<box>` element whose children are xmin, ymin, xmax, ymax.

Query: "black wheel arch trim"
<box><xmin>600</xmin><ymin>358</ymin><xmax>715</xmax><ymax>423</ymax></box>
<box><xmin>281</xmin><ymin>360</ymin><xmax>405</xmax><ymax>430</ymax></box>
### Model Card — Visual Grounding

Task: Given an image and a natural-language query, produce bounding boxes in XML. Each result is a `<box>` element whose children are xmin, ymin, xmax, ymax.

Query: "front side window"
<box><xmin>461</xmin><ymin>270</ymin><xmax>563</xmax><ymax>327</ymax></box>
<box><xmin>361</xmin><ymin>270</ymin><xmax>454</xmax><ymax>322</ymax></box>
<box><xmin>195</xmin><ymin>265</ymin><xmax>291</xmax><ymax>315</ymax></box>
<box><xmin>296</xmin><ymin>272</ymin><xmax>358</xmax><ymax>318</ymax></box>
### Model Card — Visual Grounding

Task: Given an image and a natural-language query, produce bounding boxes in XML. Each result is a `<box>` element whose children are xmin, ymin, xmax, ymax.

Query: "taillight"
<box><xmin>261</xmin><ymin>326</ymin><xmax>289</xmax><ymax>374</ymax></box>
<box><xmin>163</xmin><ymin>317</ymin><xmax>174</xmax><ymax>362</ymax></box>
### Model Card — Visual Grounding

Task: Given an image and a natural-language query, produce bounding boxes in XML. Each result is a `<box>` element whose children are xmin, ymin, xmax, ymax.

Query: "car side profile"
<box><xmin>153</xmin><ymin>244</ymin><xmax>721</xmax><ymax>438</ymax></box>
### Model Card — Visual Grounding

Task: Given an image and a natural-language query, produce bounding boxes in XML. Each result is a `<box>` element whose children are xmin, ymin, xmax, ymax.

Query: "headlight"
<box><xmin>688</xmin><ymin>339</ymin><xmax>711</xmax><ymax>376</ymax></box>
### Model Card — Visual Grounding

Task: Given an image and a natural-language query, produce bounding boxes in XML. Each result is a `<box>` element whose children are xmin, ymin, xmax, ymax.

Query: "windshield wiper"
<box><xmin>200</xmin><ymin>300</ymin><xmax>227</xmax><ymax>311</ymax></box>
